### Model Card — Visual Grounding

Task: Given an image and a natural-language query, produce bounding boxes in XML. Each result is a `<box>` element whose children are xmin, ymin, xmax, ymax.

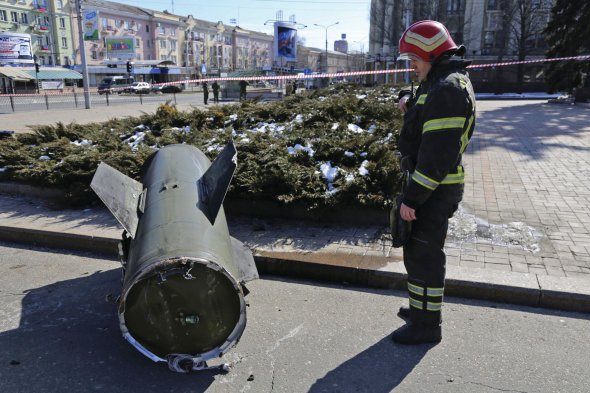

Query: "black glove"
<box><xmin>389</xmin><ymin>194</ymin><xmax>412</xmax><ymax>248</ymax></box>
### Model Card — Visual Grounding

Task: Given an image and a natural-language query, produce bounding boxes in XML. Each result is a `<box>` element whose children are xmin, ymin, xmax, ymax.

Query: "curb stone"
<box><xmin>1</xmin><ymin>224</ymin><xmax>588</xmax><ymax>314</ymax></box>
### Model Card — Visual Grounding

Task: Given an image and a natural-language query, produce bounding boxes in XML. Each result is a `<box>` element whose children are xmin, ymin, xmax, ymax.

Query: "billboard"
<box><xmin>274</xmin><ymin>22</ymin><xmax>297</xmax><ymax>62</ymax></box>
<box><xmin>0</xmin><ymin>32</ymin><xmax>33</xmax><ymax>64</ymax></box>
<box><xmin>83</xmin><ymin>10</ymin><xmax>100</xmax><ymax>41</ymax></box>
<box><xmin>105</xmin><ymin>36</ymin><xmax>135</xmax><ymax>59</ymax></box>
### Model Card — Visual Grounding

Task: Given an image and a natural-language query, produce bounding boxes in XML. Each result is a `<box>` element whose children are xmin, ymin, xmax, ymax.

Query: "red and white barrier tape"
<box><xmin>1</xmin><ymin>55</ymin><xmax>588</xmax><ymax>97</ymax></box>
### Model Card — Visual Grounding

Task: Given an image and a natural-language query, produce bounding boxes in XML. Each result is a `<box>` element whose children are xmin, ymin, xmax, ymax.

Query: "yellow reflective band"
<box><xmin>408</xmin><ymin>282</ymin><xmax>424</xmax><ymax>296</ymax></box>
<box><xmin>423</xmin><ymin>117</ymin><xmax>467</xmax><ymax>133</ymax></box>
<box><xmin>426</xmin><ymin>302</ymin><xmax>442</xmax><ymax>311</ymax></box>
<box><xmin>441</xmin><ymin>166</ymin><xmax>464</xmax><ymax>185</ymax></box>
<box><xmin>404</xmin><ymin>29</ymin><xmax>449</xmax><ymax>52</ymax></box>
<box><xmin>412</xmin><ymin>170</ymin><xmax>439</xmax><ymax>190</ymax></box>
<box><xmin>416</xmin><ymin>94</ymin><xmax>427</xmax><ymax>105</ymax></box>
<box><xmin>460</xmin><ymin>114</ymin><xmax>474</xmax><ymax>153</ymax></box>
<box><xmin>426</xmin><ymin>287</ymin><xmax>444</xmax><ymax>297</ymax></box>
<box><xmin>410</xmin><ymin>297</ymin><xmax>423</xmax><ymax>309</ymax></box>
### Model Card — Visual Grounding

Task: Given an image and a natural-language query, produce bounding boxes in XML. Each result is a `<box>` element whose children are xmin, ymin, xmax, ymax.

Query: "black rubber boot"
<box><xmin>393</xmin><ymin>306</ymin><xmax>442</xmax><ymax>345</ymax></box>
<box><xmin>391</xmin><ymin>323</ymin><xmax>442</xmax><ymax>345</ymax></box>
<box><xmin>398</xmin><ymin>305</ymin><xmax>410</xmax><ymax>319</ymax></box>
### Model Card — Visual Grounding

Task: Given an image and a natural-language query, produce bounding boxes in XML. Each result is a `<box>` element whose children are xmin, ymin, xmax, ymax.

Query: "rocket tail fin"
<box><xmin>198</xmin><ymin>141</ymin><xmax>237</xmax><ymax>225</ymax></box>
<box><xmin>90</xmin><ymin>162</ymin><xmax>143</xmax><ymax>239</ymax></box>
<box><xmin>231</xmin><ymin>236</ymin><xmax>259</xmax><ymax>283</ymax></box>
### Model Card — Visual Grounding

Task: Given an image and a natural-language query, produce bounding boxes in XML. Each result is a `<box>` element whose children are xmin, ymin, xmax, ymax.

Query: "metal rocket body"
<box><xmin>91</xmin><ymin>142</ymin><xmax>257</xmax><ymax>372</ymax></box>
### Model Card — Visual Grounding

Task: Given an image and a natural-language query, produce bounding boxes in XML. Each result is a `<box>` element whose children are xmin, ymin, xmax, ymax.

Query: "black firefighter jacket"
<box><xmin>398</xmin><ymin>59</ymin><xmax>476</xmax><ymax>210</ymax></box>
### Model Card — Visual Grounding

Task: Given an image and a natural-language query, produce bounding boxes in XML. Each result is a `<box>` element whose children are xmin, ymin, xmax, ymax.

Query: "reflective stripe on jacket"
<box><xmin>398</xmin><ymin>60</ymin><xmax>476</xmax><ymax>209</ymax></box>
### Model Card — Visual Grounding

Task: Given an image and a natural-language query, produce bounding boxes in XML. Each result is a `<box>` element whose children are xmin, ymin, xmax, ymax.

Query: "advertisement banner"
<box><xmin>105</xmin><ymin>37</ymin><xmax>135</xmax><ymax>59</ymax></box>
<box><xmin>274</xmin><ymin>22</ymin><xmax>297</xmax><ymax>62</ymax></box>
<box><xmin>83</xmin><ymin>10</ymin><xmax>100</xmax><ymax>41</ymax></box>
<box><xmin>0</xmin><ymin>32</ymin><xmax>34</xmax><ymax>64</ymax></box>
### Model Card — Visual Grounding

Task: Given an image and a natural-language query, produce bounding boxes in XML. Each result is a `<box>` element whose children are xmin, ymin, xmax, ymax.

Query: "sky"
<box><xmin>112</xmin><ymin>0</ymin><xmax>372</xmax><ymax>52</ymax></box>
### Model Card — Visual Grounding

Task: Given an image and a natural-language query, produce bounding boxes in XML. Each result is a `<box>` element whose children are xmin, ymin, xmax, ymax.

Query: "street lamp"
<box><xmin>313</xmin><ymin>21</ymin><xmax>339</xmax><ymax>74</ymax></box>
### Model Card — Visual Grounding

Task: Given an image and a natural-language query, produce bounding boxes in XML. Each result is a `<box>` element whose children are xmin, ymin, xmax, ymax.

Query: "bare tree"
<box><xmin>509</xmin><ymin>0</ymin><xmax>550</xmax><ymax>91</ymax></box>
<box><xmin>493</xmin><ymin>0</ymin><xmax>550</xmax><ymax>92</ymax></box>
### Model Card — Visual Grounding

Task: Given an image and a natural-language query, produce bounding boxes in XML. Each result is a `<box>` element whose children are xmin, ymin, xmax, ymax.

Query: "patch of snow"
<box><xmin>38</xmin><ymin>155</ymin><xmax>50</xmax><ymax>161</ymax></box>
<box><xmin>358</xmin><ymin>160</ymin><xmax>369</xmax><ymax>176</ymax></box>
<box><xmin>288</xmin><ymin>143</ymin><xmax>315</xmax><ymax>157</ymax></box>
<box><xmin>348</xmin><ymin>124</ymin><xmax>365</xmax><ymax>133</ymax></box>
<box><xmin>331</xmin><ymin>123</ymin><xmax>339</xmax><ymax>130</ymax></box>
<box><xmin>344</xmin><ymin>151</ymin><xmax>354</xmax><ymax>157</ymax></box>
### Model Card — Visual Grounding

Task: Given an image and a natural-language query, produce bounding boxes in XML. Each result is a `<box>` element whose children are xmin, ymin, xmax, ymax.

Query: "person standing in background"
<box><xmin>202</xmin><ymin>82</ymin><xmax>209</xmax><ymax>105</ymax></box>
<box><xmin>212</xmin><ymin>81</ymin><xmax>220</xmax><ymax>104</ymax></box>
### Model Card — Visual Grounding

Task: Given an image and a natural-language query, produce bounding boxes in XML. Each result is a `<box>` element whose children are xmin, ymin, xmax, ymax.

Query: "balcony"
<box><xmin>38</xmin><ymin>45</ymin><xmax>50</xmax><ymax>52</ymax></box>
<box><xmin>35</xmin><ymin>24</ymin><xmax>50</xmax><ymax>33</ymax></box>
<box><xmin>33</xmin><ymin>6</ymin><xmax>49</xmax><ymax>13</ymax></box>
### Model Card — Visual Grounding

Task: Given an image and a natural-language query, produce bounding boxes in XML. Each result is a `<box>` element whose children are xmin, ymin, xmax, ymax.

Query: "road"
<box><xmin>0</xmin><ymin>242</ymin><xmax>589</xmax><ymax>393</ymax></box>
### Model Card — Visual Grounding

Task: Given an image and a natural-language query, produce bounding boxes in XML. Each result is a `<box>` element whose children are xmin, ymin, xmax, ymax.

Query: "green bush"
<box><xmin>0</xmin><ymin>84</ymin><xmax>403</xmax><ymax>209</ymax></box>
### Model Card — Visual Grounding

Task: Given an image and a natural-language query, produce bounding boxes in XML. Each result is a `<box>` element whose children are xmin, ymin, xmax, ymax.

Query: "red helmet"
<box><xmin>399</xmin><ymin>20</ymin><xmax>458</xmax><ymax>62</ymax></box>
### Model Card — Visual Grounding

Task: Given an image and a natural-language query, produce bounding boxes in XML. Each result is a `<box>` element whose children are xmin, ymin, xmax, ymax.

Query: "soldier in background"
<box><xmin>239</xmin><ymin>80</ymin><xmax>249</xmax><ymax>101</ymax></box>
<box><xmin>202</xmin><ymin>82</ymin><xmax>209</xmax><ymax>105</ymax></box>
<box><xmin>212</xmin><ymin>81</ymin><xmax>220</xmax><ymax>104</ymax></box>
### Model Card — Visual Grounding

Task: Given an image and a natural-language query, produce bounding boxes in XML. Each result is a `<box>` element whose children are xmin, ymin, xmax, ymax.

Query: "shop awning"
<box><xmin>0</xmin><ymin>67</ymin><xmax>34</xmax><ymax>81</ymax></box>
<box><xmin>22</xmin><ymin>68</ymin><xmax>83</xmax><ymax>80</ymax></box>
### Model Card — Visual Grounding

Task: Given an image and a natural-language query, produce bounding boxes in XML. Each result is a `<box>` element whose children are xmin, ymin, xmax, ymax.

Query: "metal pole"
<box><xmin>75</xmin><ymin>0</ymin><xmax>91</xmax><ymax>108</ymax></box>
<box><xmin>324</xmin><ymin>29</ymin><xmax>328</xmax><ymax>74</ymax></box>
<box><xmin>314</xmin><ymin>22</ymin><xmax>338</xmax><ymax>79</ymax></box>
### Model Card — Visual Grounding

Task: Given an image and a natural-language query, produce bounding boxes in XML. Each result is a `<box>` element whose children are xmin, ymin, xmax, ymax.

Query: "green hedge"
<box><xmin>0</xmin><ymin>84</ymin><xmax>403</xmax><ymax>209</ymax></box>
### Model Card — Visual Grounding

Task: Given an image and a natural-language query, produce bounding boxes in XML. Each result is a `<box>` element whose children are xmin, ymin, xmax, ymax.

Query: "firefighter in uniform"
<box><xmin>392</xmin><ymin>20</ymin><xmax>476</xmax><ymax>344</ymax></box>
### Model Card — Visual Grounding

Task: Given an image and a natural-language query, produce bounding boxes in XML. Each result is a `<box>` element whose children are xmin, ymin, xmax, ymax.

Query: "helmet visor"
<box><xmin>398</xmin><ymin>52</ymin><xmax>423</xmax><ymax>62</ymax></box>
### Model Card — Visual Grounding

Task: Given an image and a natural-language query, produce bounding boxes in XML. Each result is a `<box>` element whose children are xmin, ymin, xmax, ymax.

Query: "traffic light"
<box><xmin>35</xmin><ymin>63</ymin><xmax>40</xmax><ymax>73</ymax></box>
<box><xmin>126</xmin><ymin>61</ymin><xmax>132</xmax><ymax>73</ymax></box>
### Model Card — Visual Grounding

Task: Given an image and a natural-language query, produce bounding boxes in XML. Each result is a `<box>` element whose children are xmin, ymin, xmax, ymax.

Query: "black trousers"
<box><xmin>403</xmin><ymin>185</ymin><xmax>462</xmax><ymax>326</ymax></box>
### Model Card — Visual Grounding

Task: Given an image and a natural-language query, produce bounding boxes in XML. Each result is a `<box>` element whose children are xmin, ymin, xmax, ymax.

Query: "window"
<box><xmin>102</xmin><ymin>18</ymin><xmax>108</xmax><ymax>28</ymax></box>
<box><xmin>36</xmin><ymin>36</ymin><xmax>43</xmax><ymax>46</ymax></box>
<box><xmin>170</xmin><ymin>27</ymin><xmax>176</xmax><ymax>36</ymax></box>
<box><xmin>57</xmin><ymin>0</ymin><xmax>63</xmax><ymax>8</ymax></box>
<box><xmin>124</xmin><ymin>20</ymin><xmax>130</xmax><ymax>30</ymax></box>
<box><xmin>159</xmin><ymin>25</ymin><xmax>165</xmax><ymax>35</ymax></box>
<box><xmin>136</xmin><ymin>38</ymin><xmax>140</xmax><ymax>47</ymax></box>
<box><xmin>136</xmin><ymin>54</ymin><xmax>141</xmax><ymax>60</ymax></box>
<box><xmin>447</xmin><ymin>0</ymin><xmax>463</xmax><ymax>13</ymax></box>
<box><xmin>484</xmin><ymin>31</ymin><xmax>495</xmax><ymax>47</ymax></box>
<box><xmin>146</xmin><ymin>24</ymin><xmax>149</xmax><ymax>33</ymax></box>
<box><xmin>35</xmin><ymin>15</ymin><xmax>42</xmax><ymax>24</ymax></box>
<box><xmin>147</xmin><ymin>40</ymin><xmax>151</xmax><ymax>48</ymax></box>
<box><xmin>147</xmin><ymin>54</ymin><xmax>151</xmax><ymax>60</ymax></box>
<box><xmin>59</xmin><ymin>17</ymin><xmax>65</xmax><ymax>28</ymax></box>
<box><xmin>487</xmin><ymin>0</ymin><xmax>498</xmax><ymax>10</ymax></box>
<box><xmin>170</xmin><ymin>40</ymin><xmax>176</xmax><ymax>50</ymax></box>
<box><xmin>160</xmin><ymin>40</ymin><xmax>166</xmax><ymax>48</ymax></box>
<box><xmin>91</xmin><ymin>50</ymin><xmax>97</xmax><ymax>59</ymax></box>
<box><xmin>63</xmin><ymin>56</ymin><xmax>69</xmax><ymax>65</ymax></box>
<box><xmin>171</xmin><ymin>55</ymin><xmax>177</xmax><ymax>64</ymax></box>
<box><xmin>61</xmin><ymin>37</ymin><xmax>67</xmax><ymax>48</ymax></box>
<box><xmin>0</xmin><ymin>11</ymin><xmax>6</xmax><ymax>22</ymax></box>
<box><xmin>11</xmin><ymin>11</ymin><xmax>18</xmax><ymax>23</ymax></box>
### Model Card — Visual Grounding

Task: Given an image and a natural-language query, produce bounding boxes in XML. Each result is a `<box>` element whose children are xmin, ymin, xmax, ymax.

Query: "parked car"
<box><xmin>159</xmin><ymin>84</ymin><xmax>182</xmax><ymax>94</ymax></box>
<box><xmin>126</xmin><ymin>82</ymin><xmax>151</xmax><ymax>94</ymax></box>
<box><xmin>97</xmin><ymin>76</ymin><xmax>134</xmax><ymax>95</ymax></box>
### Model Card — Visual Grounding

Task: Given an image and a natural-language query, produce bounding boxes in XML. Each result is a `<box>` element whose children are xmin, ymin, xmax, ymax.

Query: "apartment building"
<box><xmin>0</xmin><ymin>0</ymin><xmax>75</xmax><ymax>66</ymax></box>
<box><xmin>369</xmin><ymin>0</ymin><xmax>555</xmax><ymax>91</ymax></box>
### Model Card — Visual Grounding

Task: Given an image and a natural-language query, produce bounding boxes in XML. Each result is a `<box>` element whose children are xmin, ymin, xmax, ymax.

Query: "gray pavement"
<box><xmin>1</xmin><ymin>244</ymin><xmax>589</xmax><ymax>393</ymax></box>
<box><xmin>0</xmin><ymin>100</ymin><xmax>590</xmax><ymax>312</ymax></box>
<box><xmin>0</xmin><ymin>92</ymin><xmax>222</xmax><ymax>132</ymax></box>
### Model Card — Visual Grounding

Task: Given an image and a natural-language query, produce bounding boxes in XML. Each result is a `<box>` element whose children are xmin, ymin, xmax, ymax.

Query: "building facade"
<box><xmin>0</xmin><ymin>0</ymin><xmax>75</xmax><ymax>66</ymax></box>
<box><xmin>369</xmin><ymin>0</ymin><xmax>555</xmax><ymax>91</ymax></box>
